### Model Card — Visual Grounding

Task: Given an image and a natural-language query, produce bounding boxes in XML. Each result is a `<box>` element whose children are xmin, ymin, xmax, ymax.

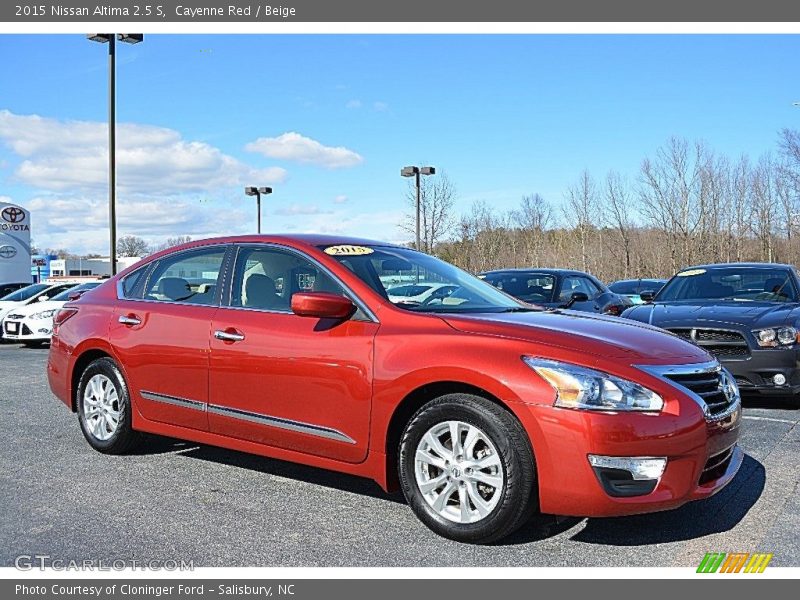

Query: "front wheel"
<box><xmin>398</xmin><ymin>394</ymin><xmax>537</xmax><ymax>544</ymax></box>
<box><xmin>76</xmin><ymin>357</ymin><xmax>140</xmax><ymax>454</ymax></box>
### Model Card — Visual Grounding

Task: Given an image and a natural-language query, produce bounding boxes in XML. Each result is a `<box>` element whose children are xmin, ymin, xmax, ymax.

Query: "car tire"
<box><xmin>398</xmin><ymin>393</ymin><xmax>537</xmax><ymax>544</ymax></box>
<box><xmin>76</xmin><ymin>357</ymin><xmax>140</xmax><ymax>454</ymax></box>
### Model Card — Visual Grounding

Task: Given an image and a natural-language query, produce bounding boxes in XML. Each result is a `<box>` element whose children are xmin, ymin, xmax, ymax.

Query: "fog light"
<box><xmin>588</xmin><ymin>455</ymin><xmax>667</xmax><ymax>480</ymax></box>
<box><xmin>588</xmin><ymin>455</ymin><xmax>667</xmax><ymax>498</ymax></box>
<box><xmin>773</xmin><ymin>373</ymin><xmax>787</xmax><ymax>386</ymax></box>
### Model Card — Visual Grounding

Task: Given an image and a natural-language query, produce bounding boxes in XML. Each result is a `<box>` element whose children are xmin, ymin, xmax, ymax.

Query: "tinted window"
<box><xmin>120</xmin><ymin>267</ymin><xmax>147</xmax><ymax>299</ymax></box>
<box><xmin>230</xmin><ymin>246</ymin><xmax>344</xmax><ymax>311</ymax></box>
<box><xmin>484</xmin><ymin>273</ymin><xmax>556</xmax><ymax>303</ymax></box>
<box><xmin>559</xmin><ymin>276</ymin><xmax>600</xmax><ymax>302</ymax></box>
<box><xmin>145</xmin><ymin>248</ymin><xmax>226</xmax><ymax>305</ymax></box>
<box><xmin>657</xmin><ymin>268</ymin><xmax>797</xmax><ymax>302</ymax></box>
<box><xmin>609</xmin><ymin>281</ymin><xmax>638</xmax><ymax>295</ymax></box>
<box><xmin>51</xmin><ymin>282</ymin><xmax>101</xmax><ymax>301</ymax></box>
<box><xmin>1</xmin><ymin>283</ymin><xmax>49</xmax><ymax>301</ymax></box>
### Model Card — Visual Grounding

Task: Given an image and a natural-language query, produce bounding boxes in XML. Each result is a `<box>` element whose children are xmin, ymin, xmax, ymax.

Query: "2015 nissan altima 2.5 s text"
<box><xmin>47</xmin><ymin>235</ymin><xmax>743</xmax><ymax>543</ymax></box>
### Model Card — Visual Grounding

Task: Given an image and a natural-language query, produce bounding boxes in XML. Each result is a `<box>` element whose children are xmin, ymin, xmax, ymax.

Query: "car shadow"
<box><xmin>563</xmin><ymin>454</ymin><xmax>765</xmax><ymax>546</ymax></box>
<box><xmin>131</xmin><ymin>438</ymin><xmax>765</xmax><ymax>545</ymax></box>
<box><xmin>741</xmin><ymin>394</ymin><xmax>799</xmax><ymax>411</ymax></box>
<box><xmin>143</xmin><ymin>438</ymin><xmax>406</xmax><ymax>504</ymax></box>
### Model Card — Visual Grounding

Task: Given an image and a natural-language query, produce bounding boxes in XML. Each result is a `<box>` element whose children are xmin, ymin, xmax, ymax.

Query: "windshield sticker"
<box><xmin>324</xmin><ymin>245</ymin><xmax>374</xmax><ymax>256</ymax></box>
<box><xmin>676</xmin><ymin>268</ymin><xmax>706</xmax><ymax>277</ymax></box>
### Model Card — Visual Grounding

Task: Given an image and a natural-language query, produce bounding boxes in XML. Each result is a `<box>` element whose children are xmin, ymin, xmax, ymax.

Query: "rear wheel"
<box><xmin>76</xmin><ymin>357</ymin><xmax>140</xmax><ymax>454</ymax></box>
<box><xmin>398</xmin><ymin>393</ymin><xmax>537</xmax><ymax>544</ymax></box>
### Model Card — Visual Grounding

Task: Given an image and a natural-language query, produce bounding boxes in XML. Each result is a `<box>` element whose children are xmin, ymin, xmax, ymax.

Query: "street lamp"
<box><xmin>400</xmin><ymin>165</ymin><xmax>436</xmax><ymax>251</ymax></box>
<box><xmin>245</xmin><ymin>186</ymin><xmax>273</xmax><ymax>233</ymax></box>
<box><xmin>87</xmin><ymin>33</ymin><xmax>143</xmax><ymax>276</ymax></box>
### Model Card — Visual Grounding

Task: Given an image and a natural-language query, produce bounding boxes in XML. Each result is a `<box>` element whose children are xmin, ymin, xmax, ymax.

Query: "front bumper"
<box><xmin>721</xmin><ymin>346</ymin><xmax>800</xmax><ymax>395</ymax></box>
<box><xmin>512</xmin><ymin>395</ymin><xmax>742</xmax><ymax>518</ymax></box>
<box><xmin>2</xmin><ymin>317</ymin><xmax>52</xmax><ymax>341</ymax></box>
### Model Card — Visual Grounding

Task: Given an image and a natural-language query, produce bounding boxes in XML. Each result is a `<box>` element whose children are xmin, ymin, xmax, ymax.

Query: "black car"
<box><xmin>479</xmin><ymin>268</ymin><xmax>633</xmax><ymax>315</ymax></box>
<box><xmin>623</xmin><ymin>263</ymin><xmax>800</xmax><ymax>398</ymax></box>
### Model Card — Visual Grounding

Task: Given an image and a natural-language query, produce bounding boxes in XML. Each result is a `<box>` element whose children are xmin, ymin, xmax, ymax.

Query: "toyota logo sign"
<box><xmin>1</xmin><ymin>206</ymin><xmax>25</xmax><ymax>223</ymax></box>
<box><xmin>0</xmin><ymin>245</ymin><xmax>18</xmax><ymax>259</ymax></box>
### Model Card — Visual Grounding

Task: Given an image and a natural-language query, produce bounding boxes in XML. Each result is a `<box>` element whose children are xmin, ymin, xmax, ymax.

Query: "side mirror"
<box><xmin>563</xmin><ymin>291</ymin><xmax>589</xmax><ymax>308</ymax></box>
<box><xmin>291</xmin><ymin>292</ymin><xmax>355</xmax><ymax>319</ymax></box>
<box><xmin>639</xmin><ymin>290</ymin><xmax>656</xmax><ymax>303</ymax></box>
<box><xmin>38</xmin><ymin>295</ymin><xmax>49</xmax><ymax>302</ymax></box>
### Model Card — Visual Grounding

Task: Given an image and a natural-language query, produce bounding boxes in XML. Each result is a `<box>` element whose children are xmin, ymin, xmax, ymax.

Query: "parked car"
<box><xmin>609</xmin><ymin>278</ymin><xmax>667</xmax><ymax>305</ymax></box>
<box><xmin>622</xmin><ymin>263</ymin><xmax>800</xmax><ymax>398</ymax></box>
<box><xmin>49</xmin><ymin>236</ymin><xmax>741</xmax><ymax>543</ymax></box>
<box><xmin>2</xmin><ymin>281</ymin><xmax>101</xmax><ymax>346</ymax></box>
<box><xmin>387</xmin><ymin>282</ymin><xmax>459</xmax><ymax>306</ymax></box>
<box><xmin>0</xmin><ymin>282</ymin><xmax>31</xmax><ymax>298</ymax></box>
<box><xmin>480</xmin><ymin>268</ymin><xmax>633</xmax><ymax>315</ymax></box>
<box><xmin>0</xmin><ymin>281</ymin><xmax>79</xmax><ymax>325</ymax></box>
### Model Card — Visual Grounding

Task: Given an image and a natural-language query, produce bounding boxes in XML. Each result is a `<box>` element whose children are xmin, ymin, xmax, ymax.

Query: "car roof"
<box><xmin>611</xmin><ymin>278</ymin><xmax>666</xmax><ymax>284</ymax></box>
<box><xmin>173</xmin><ymin>234</ymin><xmax>402</xmax><ymax>249</ymax></box>
<box><xmin>679</xmin><ymin>262</ymin><xmax>795</xmax><ymax>271</ymax></box>
<box><xmin>480</xmin><ymin>268</ymin><xmax>591</xmax><ymax>277</ymax></box>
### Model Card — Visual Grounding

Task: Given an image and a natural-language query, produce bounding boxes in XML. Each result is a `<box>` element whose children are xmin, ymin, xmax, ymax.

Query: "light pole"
<box><xmin>245</xmin><ymin>187</ymin><xmax>273</xmax><ymax>233</ymax></box>
<box><xmin>87</xmin><ymin>33</ymin><xmax>143</xmax><ymax>276</ymax></box>
<box><xmin>400</xmin><ymin>165</ymin><xmax>435</xmax><ymax>251</ymax></box>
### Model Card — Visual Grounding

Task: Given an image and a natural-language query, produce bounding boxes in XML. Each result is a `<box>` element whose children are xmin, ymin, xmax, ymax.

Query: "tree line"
<box><xmin>411</xmin><ymin>129</ymin><xmax>800</xmax><ymax>283</ymax></box>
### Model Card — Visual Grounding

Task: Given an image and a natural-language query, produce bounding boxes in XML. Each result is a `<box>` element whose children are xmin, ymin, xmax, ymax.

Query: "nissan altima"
<box><xmin>48</xmin><ymin>236</ymin><xmax>742</xmax><ymax>543</ymax></box>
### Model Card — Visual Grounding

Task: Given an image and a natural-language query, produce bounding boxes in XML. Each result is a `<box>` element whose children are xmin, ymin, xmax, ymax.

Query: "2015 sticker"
<box><xmin>324</xmin><ymin>245</ymin><xmax>375</xmax><ymax>256</ymax></box>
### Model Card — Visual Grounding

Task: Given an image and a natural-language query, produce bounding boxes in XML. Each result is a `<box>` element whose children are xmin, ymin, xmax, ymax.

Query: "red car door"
<box><xmin>110</xmin><ymin>245</ymin><xmax>229</xmax><ymax>431</ymax></box>
<box><xmin>208</xmin><ymin>244</ymin><xmax>378</xmax><ymax>463</ymax></box>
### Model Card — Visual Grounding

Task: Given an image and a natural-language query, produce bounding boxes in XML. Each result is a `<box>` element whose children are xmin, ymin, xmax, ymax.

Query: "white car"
<box><xmin>1</xmin><ymin>282</ymin><xmax>95</xmax><ymax>345</ymax></box>
<box><xmin>387</xmin><ymin>282</ymin><xmax>459</xmax><ymax>305</ymax></box>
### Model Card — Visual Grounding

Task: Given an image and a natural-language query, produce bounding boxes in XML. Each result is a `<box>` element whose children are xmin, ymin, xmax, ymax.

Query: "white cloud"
<box><xmin>346</xmin><ymin>99</ymin><xmax>362</xmax><ymax>109</ymax></box>
<box><xmin>373</xmin><ymin>101</ymin><xmax>389</xmax><ymax>112</ymax></box>
<box><xmin>273</xmin><ymin>203</ymin><xmax>330</xmax><ymax>216</ymax></box>
<box><xmin>333</xmin><ymin>194</ymin><xmax>348</xmax><ymax>204</ymax></box>
<box><xmin>245</xmin><ymin>132</ymin><xmax>364</xmax><ymax>169</ymax></box>
<box><xmin>0</xmin><ymin>110</ymin><xmax>287</xmax><ymax>195</ymax></box>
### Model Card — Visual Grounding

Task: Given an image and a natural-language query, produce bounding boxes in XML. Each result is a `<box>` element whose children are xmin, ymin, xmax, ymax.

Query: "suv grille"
<box><xmin>667</xmin><ymin>328</ymin><xmax>750</xmax><ymax>360</ymax></box>
<box><xmin>663</xmin><ymin>369</ymin><xmax>734</xmax><ymax>417</ymax></box>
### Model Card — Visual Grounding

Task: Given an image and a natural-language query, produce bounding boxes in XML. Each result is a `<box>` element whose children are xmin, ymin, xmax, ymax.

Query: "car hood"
<box><xmin>625</xmin><ymin>301</ymin><xmax>800</xmax><ymax>329</ymax></box>
<box><xmin>8</xmin><ymin>300</ymin><xmax>66</xmax><ymax>318</ymax></box>
<box><xmin>0</xmin><ymin>300</ymin><xmax>22</xmax><ymax>310</ymax></box>
<box><xmin>442</xmin><ymin>309</ymin><xmax>709</xmax><ymax>360</ymax></box>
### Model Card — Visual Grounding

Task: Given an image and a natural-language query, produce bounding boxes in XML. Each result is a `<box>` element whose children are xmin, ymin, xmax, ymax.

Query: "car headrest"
<box><xmin>245</xmin><ymin>274</ymin><xmax>278</xmax><ymax>308</ymax></box>
<box><xmin>158</xmin><ymin>277</ymin><xmax>192</xmax><ymax>301</ymax></box>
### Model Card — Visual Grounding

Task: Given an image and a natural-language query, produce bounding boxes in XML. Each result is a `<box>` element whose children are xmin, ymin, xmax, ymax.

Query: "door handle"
<box><xmin>214</xmin><ymin>329</ymin><xmax>245</xmax><ymax>342</ymax></box>
<box><xmin>118</xmin><ymin>315</ymin><xmax>141</xmax><ymax>326</ymax></box>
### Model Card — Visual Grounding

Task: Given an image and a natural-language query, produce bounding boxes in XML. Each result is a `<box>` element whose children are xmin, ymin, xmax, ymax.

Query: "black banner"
<box><xmin>2</xmin><ymin>0</ymin><xmax>800</xmax><ymax>23</ymax></box>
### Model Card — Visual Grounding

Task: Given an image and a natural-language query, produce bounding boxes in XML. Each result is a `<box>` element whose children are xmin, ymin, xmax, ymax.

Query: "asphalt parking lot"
<box><xmin>1</xmin><ymin>344</ymin><xmax>798</xmax><ymax>567</ymax></box>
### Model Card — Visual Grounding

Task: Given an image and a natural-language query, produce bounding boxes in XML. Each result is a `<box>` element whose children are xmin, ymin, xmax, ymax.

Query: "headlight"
<box><xmin>523</xmin><ymin>357</ymin><xmax>664</xmax><ymax>411</ymax></box>
<box><xmin>754</xmin><ymin>326</ymin><xmax>797</xmax><ymax>347</ymax></box>
<box><xmin>30</xmin><ymin>309</ymin><xmax>57</xmax><ymax>320</ymax></box>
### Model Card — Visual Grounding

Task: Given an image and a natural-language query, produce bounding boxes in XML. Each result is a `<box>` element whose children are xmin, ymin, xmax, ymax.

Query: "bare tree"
<box><xmin>512</xmin><ymin>194</ymin><xmax>551</xmax><ymax>267</ymax></box>
<box><xmin>152</xmin><ymin>236</ymin><xmax>193</xmax><ymax>253</ymax></box>
<box><xmin>603</xmin><ymin>171</ymin><xmax>635</xmax><ymax>277</ymax></box>
<box><xmin>116</xmin><ymin>235</ymin><xmax>150</xmax><ymax>257</ymax></box>
<box><xmin>751</xmin><ymin>155</ymin><xmax>778</xmax><ymax>262</ymax></box>
<box><xmin>564</xmin><ymin>170</ymin><xmax>598</xmax><ymax>273</ymax></box>
<box><xmin>401</xmin><ymin>172</ymin><xmax>456</xmax><ymax>253</ymax></box>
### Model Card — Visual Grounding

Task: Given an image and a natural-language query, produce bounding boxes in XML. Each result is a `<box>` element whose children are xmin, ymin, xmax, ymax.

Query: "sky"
<box><xmin>0</xmin><ymin>34</ymin><xmax>799</xmax><ymax>255</ymax></box>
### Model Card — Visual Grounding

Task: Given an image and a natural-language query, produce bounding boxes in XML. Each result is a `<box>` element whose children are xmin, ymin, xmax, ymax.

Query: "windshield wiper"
<box><xmin>499</xmin><ymin>306</ymin><xmax>539</xmax><ymax>312</ymax></box>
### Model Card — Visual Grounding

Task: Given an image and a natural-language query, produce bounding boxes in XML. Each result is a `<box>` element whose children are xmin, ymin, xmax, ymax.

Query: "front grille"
<box><xmin>663</xmin><ymin>369</ymin><xmax>734</xmax><ymax>417</ymax></box>
<box><xmin>699</xmin><ymin>446</ymin><xmax>735</xmax><ymax>485</ymax></box>
<box><xmin>667</xmin><ymin>327</ymin><xmax>751</xmax><ymax>360</ymax></box>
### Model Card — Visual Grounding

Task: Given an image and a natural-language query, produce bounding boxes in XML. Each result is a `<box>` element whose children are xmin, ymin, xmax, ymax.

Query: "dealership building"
<box><xmin>0</xmin><ymin>200</ymin><xmax>32</xmax><ymax>285</ymax></box>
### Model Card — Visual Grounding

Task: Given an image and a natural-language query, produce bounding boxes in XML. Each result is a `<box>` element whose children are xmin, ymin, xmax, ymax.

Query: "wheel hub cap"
<box><xmin>414</xmin><ymin>420</ymin><xmax>504</xmax><ymax>524</ymax></box>
<box><xmin>82</xmin><ymin>374</ymin><xmax>120</xmax><ymax>441</ymax></box>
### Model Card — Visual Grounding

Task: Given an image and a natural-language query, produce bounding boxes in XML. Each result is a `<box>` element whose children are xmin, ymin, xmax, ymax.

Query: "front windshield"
<box><xmin>321</xmin><ymin>245</ymin><xmax>528</xmax><ymax>313</ymax></box>
<box><xmin>657</xmin><ymin>268</ymin><xmax>798</xmax><ymax>303</ymax></box>
<box><xmin>0</xmin><ymin>283</ymin><xmax>48</xmax><ymax>302</ymax></box>
<box><xmin>51</xmin><ymin>282</ymin><xmax>99</xmax><ymax>302</ymax></box>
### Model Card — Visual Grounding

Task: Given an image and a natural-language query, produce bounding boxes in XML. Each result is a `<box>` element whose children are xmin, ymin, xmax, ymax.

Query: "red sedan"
<box><xmin>48</xmin><ymin>235</ymin><xmax>742</xmax><ymax>543</ymax></box>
